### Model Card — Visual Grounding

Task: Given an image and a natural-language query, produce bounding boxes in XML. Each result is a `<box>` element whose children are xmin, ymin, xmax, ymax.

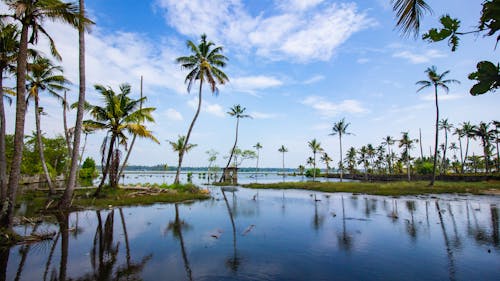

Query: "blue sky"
<box><xmin>3</xmin><ymin>0</ymin><xmax>499</xmax><ymax>168</ymax></box>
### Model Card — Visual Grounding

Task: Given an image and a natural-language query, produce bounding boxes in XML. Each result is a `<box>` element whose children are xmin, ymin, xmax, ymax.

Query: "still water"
<box><xmin>4</xmin><ymin>187</ymin><xmax>499</xmax><ymax>281</ymax></box>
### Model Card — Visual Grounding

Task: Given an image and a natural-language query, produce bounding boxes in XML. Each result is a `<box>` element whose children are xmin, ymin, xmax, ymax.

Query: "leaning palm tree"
<box><xmin>253</xmin><ymin>142</ymin><xmax>262</xmax><ymax>177</ymax></box>
<box><xmin>278</xmin><ymin>145</ymin><xmax>288</xmax><ymax>176</ymax></box>
<box><xmin>84</xmin><ymin>84</ymin><xmax>159</xmax><ymax>194</ymax></box>
<box><xmin>0</xmin><ymin>22</ymin><xmax>19</xmax><ymax>204</ymax></box>
<box><xmin>399</xmin><ymin>131</ymin><xmax>417</xmax><ymax>181</ymax></box>
<box><xmin>27</xmin><ymin>56</ymin><xmax>69</xmax><ymax>194</ymax></box>
<box><xmin>330</xmin><ymin>118</ymin><xmax>352</xmax><ymax>182</ymax></box>
<box><xmin>175</xmin><ymin>34</ymin><xmax>229</xmax><ymax>184</ymax></box>
<box><xmin>471</xmin><ymin>122</ymin><xmax>496</xmax><ymax>173</ymax></box>
<box><xmin>169</xmin><ymin>135</ymin><xmax>197</xmax><ymax>183</ymax></box>
<box><xmin>308</xmin><ymin>139</ymin><xmax>323</xmax><ymax>181</ymax></box>
<box><xmin>438</xmin><ymin>118</ymin><xmax>453</xmax><ymax>174</ymax></box>
<box><xmin>392</xmin><ymin>0</ymin><xmax>432</xmax><ymax>37</ymax></box>
<box><xmin>416</xmin><ymin>66</ymin><xmax>459</xmax><ymax>186</ymax></box>
<box><xmin>1</xmin><ymin>0</ymin><xmax>85</xmax><ymax>228</ymax></box>
<box><xmin>382</xmin><ymin>136</ymin><xmax>395</xmax><ymax>174</ymax></box>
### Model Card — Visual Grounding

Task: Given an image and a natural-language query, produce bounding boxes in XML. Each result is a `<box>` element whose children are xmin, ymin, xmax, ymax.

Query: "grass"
<box><xmin>243</xmin><ymin>181</ymin><xmax>500</xmax><ymax>196</ymax></box>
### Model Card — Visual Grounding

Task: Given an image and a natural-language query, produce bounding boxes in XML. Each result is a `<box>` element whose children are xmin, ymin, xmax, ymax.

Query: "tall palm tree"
<box><xmin>438</xmin><ymin>118</ymin><xmax>453</xmax><ymax>174</ymax></box>
<box><xmin>453</xmin><ymin>127</ymin><xmax>465</xmax><ymax>173</ymax></box>
<box><xmin>0</xmin><ymin>22</ymin><xmax>19</xmax><ymax>204</ymax></box>
<box><xmin>493</xmin><ymin>120</ymin><xmax>499</xmax><ymax>172</ymax></box>
<box><xmin>399</xmin><ymin>131</ymin><xmax>417</xmax><ymax>181</ymax></box>
<box><xmin>308</xmin><ymin>139</ymin><xmax>323</xmax><ymax>181</ymax></box>
<box><xmin>416</xmin><ymin>66</ymin><xmax>459</xmax><ymax>186</ymax></box>
<box><xmin>471</xmin><ymin>122</ymin><xmax>496</xmax><ymax>173</ymax></box>
<box><xmin>253</xmin><ymin>142</ymin><xmax>262</xmax><ymax>177</ymax></box>
<box><xmin>358</xmin><ymin>146</ymin><xmax>369</xmax><ymax>180</ymax></box>
<box><xmin>169</xmin><ymin>135</ymin><xmax>197</xmax><ymax>182</ymax></box>
<box><xmin>84</xmin><ymin>84</ymin><xmax>159</xmax><ymax>193</ymax></box>
<box><xmin>221</xmin><ymin>105</ymin><xmax>251</xmax><ymax>182</ymax></box>
<box><xmin>27</xmin><ymin>56</ymin><xmax>68</xmax><ymax>194</ymax></box>
<box><xmin>278</xmin><ymin>145</ymin><xmax>288</xmax><ymax>176</ymax></box>
<box><xmin>346</xmin><ymin>147</ymin><xmax>357</xmax><ymax>175</ymax></box>
<box><xmin>392</xmin><ymin>0</ymin><xmax>432</xmax><ymax>37</ymax></box>
<box><xmin>459</xmin><ymin>121</ymin><xmax>476</xmax><ymax>173</ymax></box>
<box><xmin>382</xmin><ymin>136</ymin><xmax>395</xmax><ymax>174</ymax></box>
<box><xmin>62</xmin><ymin>0</ymin><xmax>94</xmax><ymax>209</ymax></box>
<box><xmin>175</xmin><ymin>34</ymin><xmax>229</xmax><ymax>184</ymax></box>
<box><xmin>330</xmin><ymin>118</ymin><xmax>352</xmax><ymax>182</ymax></box>
<box><xmin>321</xmin><ymin>152</ymin><xmax>332</xmax><ymax>178</ymax></box>
<box><xmin>1</xmin><ymin>0</ymin><xmax>82</xmax><ymax>228</ymax></box>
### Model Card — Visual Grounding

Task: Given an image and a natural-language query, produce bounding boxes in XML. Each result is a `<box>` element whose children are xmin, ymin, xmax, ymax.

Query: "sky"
<box><xmin>2</xmin><ymin>0</ymin><xmax>499</xmax><ymax>169</ymax></box>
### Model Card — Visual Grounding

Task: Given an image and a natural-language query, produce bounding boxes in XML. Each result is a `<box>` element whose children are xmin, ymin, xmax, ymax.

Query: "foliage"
<box><xmin>414</xmin><ymin>158</ymin><xmax>434</xmax><ymax>175</ymax></box>
<box><xmin>468</xmin><ymin>61</ymin><xmax>500</xmax><ymax>96</ymax></box>
<box><xmin>305</xmin><ymin>168</ymin><xmax>321</xmax><ymax>178</ymax></box>
<box><xmin>79</xmin><ymin>157</ymin><xmax>98</xmax><ymax>186</ymax></box>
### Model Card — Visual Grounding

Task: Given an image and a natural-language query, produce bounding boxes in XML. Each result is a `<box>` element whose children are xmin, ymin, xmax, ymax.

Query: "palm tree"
<box><xmin>62</xmin><ymin>0</ymin><xmax>94</xmax><ymax>209</ymax></box>
<box><xmin>278</xmin><ymin>145</ymin><xmax>288</xmax><ymax>176</ymax></box>
<box><xmin>330</xmin><ymin>118</ymin><xmax>352</xmax><ymax>182</ymax></box>
<box><xmin>460</xmin><ymin>122</ymin><xmax>476</xmax><ymax>173</ymax></box>
<box><xmin>221</xmin><ymin>105</ymin><xmax>251</xmax><ymax>182</ymax></box>
<box><xmin>321</xmin><ymin>152</ymin><xmax>332</xmax><ymax>178</ymax></box>
<box><xmin>346</xmin><ymin>147</ymin><xmax>357</xmax><ymax>175</ymax></box>
<box><xmin>84</xmin><ymin>84</ymin><xmax>159</xmax><ymax>193</ymax></box>
<box><xmin>358</xmin><ymin>146</ymin><xmax>369</xmax><ymax>180</ymax></box>
<box><xmin>169</xmin><ymin>135</ymin><xmax>197</xmax><ymax>182</ymax></box>
<box><xmin>382</xmin><ymin>136</ymin><xmax>395</xmax><ymax>174</ymax></box>
<box><xmin>175</xmin><ymin>34</ymin><xmax>229</xmax><ymax>184</ymax></box>
<box><xmin>416</xmin><ymin>66</ymin><xmax>459</xmax><ymax>186</ymax></box>
<box><xmin>0</xmin><ymin>22</ymin><xmax>19</xmax><ymax>204</ymax></box>
<box><xmin>493</xmin><ymin>120</ymin><xmax>499</xmax><ymax>172</ymax></box>
<box><xmin>253</xmin><ymin>142</ymin><xmax>263</xmax><ymax>176</ymax></box>
<box><xmin>453</xmin><ymin>127</ymin><xmax>465</xmax><ymax>173</ymax></box>
<box><xmin>471</xmin><ymin>122</ymin><xmax>496</xmax><ymax>173</ymax></box>
<box><xmin>392</xmin><ymin>0</ymin><xmax>432</xmax><ymax>37</ymax></box>
<box><xmin>298</xmin><ymin>165</ymin><xmax>305</xmax><ymax>179</ymax></box>
<box><xmin>26</xmin><ymin>56</ymin><xmax>68</xmax><ymax>194</ymax></box>
<box><xmin>308</xmin><ymin>139</ymin><xmax>323</xmax><ymax>181</ymax></box>
<box><xmin>438</xmin><ymin>118</ymin><xmax>453</xmax><ymax>174</ymax></box>
<box><xmin>399</xmin><ymin>132</ymin><xmax>417</xmax><ymax>181</ymax></box>
<box><xmin>449</xmin><ymin>142</ymin><xmax>459</xmax><ymax>162</ymax></box>
<box><xmin>1</xmin><ymin>0</ymin><xmax>82</xmax><ymax>228</ymax></box>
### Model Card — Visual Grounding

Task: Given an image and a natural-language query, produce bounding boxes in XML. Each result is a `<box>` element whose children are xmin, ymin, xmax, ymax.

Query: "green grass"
<box><xmin>243</xmin><ymin>181</ymin><xmax>500</xmax><ymax>196</ymax></box>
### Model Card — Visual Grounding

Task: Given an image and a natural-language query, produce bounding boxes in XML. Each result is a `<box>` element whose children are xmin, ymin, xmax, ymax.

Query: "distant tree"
<box><xmin>308</xmin><ymin>139</ymin><xmax>323</xmax><ymax>181</ymax></box>
<box><xmin>399</xmin><ymin>132</ymin><xmax>418</xmax><ymax>181</ymax></box>
<box><xmin>345</xmin><ymin>147</ymin><xmax>357</xmax><ymax>175</ymax></box>
<box><xmin>438</xmin><ymin>118</ymin><xmax>453</xmax><ymax>174</ymax></box>
<box><xmin>460</xmin><ymin>121</ymin><xmax>476</xmax><ymax>173</ymax></box>
<box><xmin>253</xmin><ymin>142</ymin><xmax>263</xmax><ymax>174</ymax></box>
<box><xmin>222</xmin><ymin>105</ymin><xmax>251</xmax><ymax>182</ymax></box>
<box><xmin>169</xmin><ymin>135</ymin><xmax>197</xmax><ymax>178</ymax></box>
<box><xmin>321</xmin><ymin>152</ymin><xmax>332</xmax><ymax>177</ymax></box>
<box><xmin>330</xmin><ymin>118</ymin><xmax>352</xmax><ymax>182</ymax></box>
<box><xmin>278</xmin><ymin>145</ymin><xmax>288</xmax><ymax>175</ymax></box>
<box><xmin>471</xmin><ymin>122</ymin><xmax>496</xmax><ymax>173</ymax></box>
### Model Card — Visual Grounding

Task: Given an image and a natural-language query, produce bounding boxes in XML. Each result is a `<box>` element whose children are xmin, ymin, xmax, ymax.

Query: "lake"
<box><xmin>4</xmin><ymin>187</ymin><xmax>499</xmax><ymax>281</ymax></box>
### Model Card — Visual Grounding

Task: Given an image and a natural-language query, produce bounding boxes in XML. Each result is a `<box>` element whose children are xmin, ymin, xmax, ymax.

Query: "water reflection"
<box><xmin>4</xmin><ymin>189</ymin><xmax>500</xmax><ymax>281</ymax></box>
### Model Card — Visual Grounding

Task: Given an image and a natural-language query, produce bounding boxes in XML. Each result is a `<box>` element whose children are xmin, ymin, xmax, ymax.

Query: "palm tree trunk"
<box><xmin>430</xmin><ymin>85</ymin><xmax>439</xmax><ymax>186</ymax></box>
<box><xmin>175</xmin><ymin>81</ymin><xmax>203</xmax><ymax>184</ymax></box>
<box><xmin>419</xmin><ymin>128</ymin><xmax>424</xmax><ymax>159</ymax></box>
<box><xmin>458</xmin><ymin>136</ymin><xmax>464</xmax><ymax>174</ymax></box>
<box><xmin>339</xmin><ymin>134</ymin><xmax>343</xmax><ymax>182</ymax></box>
<box><xmin>60</xmin><ymin>0</ymin><xmax>87</xmax><ymax>209</ymax></box>
<box><xmin>482</xmin><ymin>138</ymin><xmax>489</xmax><ymax>173</ymax></box>
<box><xmin>255</xmin><ymin>149</ymin><xmax>259</xmax><ymax>179</ymax></box>
<box><xmin>118</xmin><ymin>76</ymin><xmax>143</xmax><ymax>180</ymax></box>
<box><xmin>34</xmin><ymin>96</ymin><xmax>55</xmax><ymax>194</ymax></box>
<box><xmin>78</xmin><ymin>132</ymin><xmax>88</xmax><ymax>167</ymax></box>
<box><xmin>313</xmin><ymin>152</ymin><xmax>317</xmax><ymax>181</ymax></box>
<box><xmin>221</xmin><ymin>117</ymin><xmax>239</xmax><ymax>182</ymax></box>
<box><xmin>62</xmin><ymin>91</ymin><xmax>72</xmax><ymax>157</ymax></box>
<box><xmin>1</xmin><ymin>23</ymin><xmax>29</xmax><ymax>229</ymax></box>
<box><xmin>496</xmin><ymin>135</ymin><xmax>499</xmax><ymax>172</ymax></box>
<box><xmin>0</xmin><ymin>71</ymin><xmax>7</xmax><ymax>203</ymax></box>
<box><xmin>95</xmin><ymin>134</ymin><xmax>116</xmax><ymax>196</ymax></box>
<box><xmin>441</xmin><ymin>130</ymin><xmax>448</xmax><ymax>174</ymax></box>
<box><xmin>407</xmin><ymin>145</ymin><xmax>411</xmax><ymax>182</ymax></box>
<box><xmin>463</xmin><ymin>137</ymin><xmax>470</xmax><ymax>173</ymax></box>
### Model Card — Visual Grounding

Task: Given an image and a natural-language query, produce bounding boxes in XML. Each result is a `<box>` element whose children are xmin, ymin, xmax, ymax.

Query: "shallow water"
<box><xmin>4</xmin><ymin>187</ymin><xmax>499</xmax><ymax>281</ymax></box>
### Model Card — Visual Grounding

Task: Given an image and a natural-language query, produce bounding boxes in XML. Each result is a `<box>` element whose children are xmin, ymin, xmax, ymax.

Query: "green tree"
<box><xmin>79</xmin><ymin>157</ymin><xmax>98</xmax><ymax>186</ymax></box>
<box><xmin>278</xmin><ymin>145</ymin><xmax>288</xmax><ymax>176</ymax></box>
<box><xmin>416</xmin><ymin>66</ymin><xmax>459</xmax><ymax>186</ymax></box>
<box><xmin>84</xmin><ymin>84</ymin><xmax>158</xmax><ymax>193</ymax></box>
<box><xmin>175</xmin><ymin>34</ymin><xmax>229</xmax><ymax>184</ymax></box>
<box><xmin>345</xmin><ymin>147</ymin><xmax>357</xmax><ymax>175</ymax></box>
<box><xmin>27</xmin><ymin>56</ymin><xmax>68</xmax><ymax>194</ymax></box>
<box><xmin>460</xmin><ymin>121</ymin><xmax>476</xmax><ymax>173</ymax></box>
<box><xmin>1</xmin><ymin>0</ymin><xmax>83</xmax><ymax>228</ymax></box>
<box><xmin>399</xmin><ymin>132</ymin><xmax>418</xmax><ymax>181</ymax></box>
<box><xmin>330</xmin><ymin>118</ymin><xmax>352</xmax><ymax>182</ymax></box>
<box><xmin>438</xmin><ymin>118</ymin><xmax>453</xmax><ymax>174</ymax></box>
<box><xmin>321</xmin><ymin>152</ymin><xmax>332</xmax><ymax>177</ymax></box>
<box><xmin>358</xmin><ymin>146</ymin><xmax>369</xmax><ymax>180</ymax></box>
<box><xmin>308</xmin><ymin>139</ymin><xmax>323</xmax><ymax>181</ymax></box>
<box><xmin>471</xmin><ymin>122</ymin><xmax>496</xmax><ymax>173</ymax></box>
<box><xmin>169</xmin><ymin>135</ymin><xmax>197</xmax><ymax>181</ymax></box>
<box><xmin>382</xmin><ymin>136</ymin><xmax>395</xmax><ymax>174</ymax></box>
<box><xmin>222</xmin><ymin>105</ymin><xmax>251</xmax><ymax>181</ymax></box>
<box><xmin>253</xmin><ymin>142</ymin><xmax>262</xmax><ymax>175</ymax></box>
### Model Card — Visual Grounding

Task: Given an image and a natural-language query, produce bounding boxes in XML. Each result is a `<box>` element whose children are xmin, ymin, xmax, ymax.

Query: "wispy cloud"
<box><xmin>393</xmin><ymin>49</ymin><xmax>446</xmax><ymax>64</ymax></box>
<box><xmin>301</xmin><ymin>95</ymin><xmax>367</xmax><ymax>118</ymax></box>
<box><xmin>419</xmin><ymin>92</ymin><xmax>464</xmax><ymax>102</ymax></box>
<box><xmin>164</xmin><ymin>108</ymin><xmax>183</xmax><ymax>121</ymax></box>
<box><xmin>276</xmin><ymin>0</ymin><xmax>325</xmax><ymax>12</ymax></box>
<box><xmin>303</xmin><ymin>75</ymin><xmax>325</xmax><ymax>84</ymax></box>
<box><xmin>250</xmin><ymin>111</ymin><xmax>280</xmax><ymax>119</ymax></box>
<box><xmin>230</xmin><ymin>76</ymin><xmax>283</xmax><ymax>94</ymax></box>
<box><xmin>187</xmin><ymin>99</ymin><xmax>225</xmax><ymax>117</ymax></box>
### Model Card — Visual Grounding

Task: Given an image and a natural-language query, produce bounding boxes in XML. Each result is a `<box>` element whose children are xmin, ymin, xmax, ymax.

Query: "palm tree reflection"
<box><xmin>222</xmin><ymin>189</ymin><xmax>240</xmax><ymax>272</ymax></box>
<box><xmin>338</xmin><ymin>196</ymin><xmax>353</xmax><ymax>251</ymax></box>
<box><xmin>166</xmin><ymin>203</ymin><xmax>193</xmax><ymax>281</ymax></box>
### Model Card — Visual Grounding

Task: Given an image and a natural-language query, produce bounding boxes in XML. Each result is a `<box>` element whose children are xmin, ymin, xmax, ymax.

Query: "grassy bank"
<box><xmin>243</xmin><ymin>181</ymin><xmax>500</xmax><ymax>196</ymax></box>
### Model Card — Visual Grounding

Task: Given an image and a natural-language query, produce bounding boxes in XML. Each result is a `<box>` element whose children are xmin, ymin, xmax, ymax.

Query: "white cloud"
<box><xmin>393</xmin><ymin>49</ymin><xmax>446</xmax><ymax>64</ymax></box>
<box><xmin>230</xmin><ymin>76</ymin><xmax>283</xmax><ymax>94</ymax></box>
<box><xmin>164</xmin><ymin>108</ymin><xmax>183</xmax><ymax>121</ymax></box>
<box><xmin>156</xmin><ymin>0</ymin><xmax>373</xmax><ymax>62</ymax></box>
<box><xmin>357</xmin><ymin>58</ymin><xmax>370</xmax><ymax>64</ymax></box>
<box><xmin>302</xmin><ymin>95</ymin><xmax>367</xmax><ymax>118</ymax></box>
<box><xmin>187</xmin><ymin>99</ymin><xmax>225</xmax><ymax>117</ymax></box>
<box><xmin>303</xmin><ymin>75</ymin><xmax>324</xmax><ymax>84</ymax></box>
<box><xmin>419</xmin><ymin>93</ymin><xmax>464</xmax><ymax>102</ymax></box>
<box><xmin>250</xmin><ymin>111</ymin><xmax>280</xmax><ymax>119</ymax></box>
<box><xmin>276</xmin><ymin>0</ymin><xmax>325</xmax><ymax>12</ymax></box>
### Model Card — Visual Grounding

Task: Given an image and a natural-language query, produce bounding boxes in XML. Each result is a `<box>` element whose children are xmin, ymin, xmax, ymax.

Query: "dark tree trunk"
<box><xmin>339</xmin><ymin>134</ymin><xmax>343</xmax><ymax>182</ymax></box>
<box><xmin>430</xmin><ymin>85</ymin><xmax>439</xmax><ymax>186</ymax></box>
<box><xmin>221</xmin><ymin>117</ymin><xmax>239</xmax><ymax>182</ymax></box>
<box><xmin>95</xmin><ymin>134</ymin><xmax>116</xmax><ymax>196</ymax></box>
<box><xmin>34</xmin><ymin>96</ymin><xmax>55</xmax><ymax>194</ymax></box>
<box><xmin>0</xmin><ymin>71</ymin><xmax>7</xmax><ymax>203</ymax></box>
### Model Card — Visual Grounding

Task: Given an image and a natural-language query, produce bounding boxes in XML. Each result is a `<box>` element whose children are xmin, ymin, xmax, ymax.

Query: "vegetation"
<box><xmin>330</xmin><ymin>118</ymin><xmax>352</xmax><ymax>182</ymax></box>
<box><xmin>222</xmin><ymin>104</ymin><xmax>251</xmax><ymax>181</ymax></box>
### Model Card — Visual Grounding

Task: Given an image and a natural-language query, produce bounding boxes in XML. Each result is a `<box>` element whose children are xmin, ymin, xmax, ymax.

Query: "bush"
<box><xmin>415</xmin><ymin>160</ymin><xmax>434</xmax><ymax>175</ymax></box>
<box><xmin>305</xmin><ymin>168</ymin><xmax>321</xmax><ymax>178</ymax></box>
<box><xmin>79</xmin><ymin>157</ymin><xmax>98</xmax><ymax>186</ymax></box>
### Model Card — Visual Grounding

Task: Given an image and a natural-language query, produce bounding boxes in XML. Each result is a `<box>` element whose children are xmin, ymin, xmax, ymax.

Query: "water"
<box><xmin>3</xmin><ymin>187</ymin><xmax>499</xmax><ymax>281</ymax></box>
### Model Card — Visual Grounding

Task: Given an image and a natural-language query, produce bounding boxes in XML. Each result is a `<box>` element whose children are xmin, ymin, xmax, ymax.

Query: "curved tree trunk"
<box><xmin>34</xmin><ymin>96</ymin><xmax>55</xmax><ymax>194</ymax></box>
<box><xmin>339</xmin><ymin>134</ymin><xmax>343</xmax><ymax>182</ymax></box>
<box><xmin>78</xmin><ymin>132</ymin><xmax>88</xmax><ymax>167</ymax></box>
<box><xmin>0</xmin><ymin>71</ymin><xmax>7</xmax><ymax>203</ymax></box>
<box><xmin>175</xmin><ymin>81</ymin><xmax>203</xmax><ymax>184</ymax></box>
<box><xmin>60</xmin><ymin>0</ymin><xmax>87</xmax><ymax>209</ymax></box>
<box><xmin>95</xmin><ymin>134</ymin><xmax>116</xmax><ymax>196</ymax></box>
<box><xmin>1</xmin><ymin>23</ymin><xmax>29</xmax><ymax>229</ymax></box>
<box><xmin>221</xmin><ymin>117</ymin><xmax>239</xmax><ymax>182</ymax></box>
<box><xmin>62</xmin><ymin>91</ymin><xmax>72</xmax><ymax>158</ymax></box>
<box><xmin>482</xmin><ymin>138</ymin><xmax>490</xmax><ymax>173</ymax></box>
<box><xmin>430</xmin><ymin>85</ymin><xmax>439</xmax><ymax>186</ymax></box>
<box><xmin>458</xmin><ymin>136</ymin><xmax>464</xmax><ymax>174</ymax></box>
<box><xmin>463</xmin><ymin>137</ymin><xmax>470</xmax><ymax>173</ymax></box>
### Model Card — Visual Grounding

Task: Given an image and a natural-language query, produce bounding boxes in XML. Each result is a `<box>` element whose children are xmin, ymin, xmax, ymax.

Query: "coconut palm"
<box><xmin>458</xmin><ymin>122</ymin><xmax>476</xmax><ymax>173</ymax></box>
<box><xmin>399</xmin><ymin>132</ymin><xmax>418</xmax><ymax>181</ymax></box>
<box><xmin>277</xmin><ymin>145</ymin><xmax>288</xmax><ymax>175</ymax></box>
<box><xmin>169</xmin><ymin>135</ymin><xmax>197</xmax><ymax>181</ymax></box>
<box><xmin>438</xmin><ymin>118</ymin><xmax>453</xmax><ymax>174</ymax></box>
<box><xmin>321</xmin><ymin>152</ymin><xmax>332</xmax><ymax>178</ymax></box>
<box><xmin>416</xmin><ymin>66</ymin><xmax>459</xmax><ymax>186</ymax></box>
<box><xmin>298</xmin><ymin>165</ymin><xmax>305</xmax><ymax>178</ymax></box>
<box><xmin>175</xmin><ymin>34</ymin><xmax>229</xmax><ymax>184</ymax></box>
<box><xmin>330</xmin><ymin>118</ymin><xmax>352</xmax><ymax>182</ymax></box>
<box><xmin>26</xmin><ymin>56</ymin><xmax>69</xmax><ymax>194</ymax></box>
<box><xmin>0</xmin><ymin>22</ymin><xmax>19</xmax><ymax>203</ymax></box>
<box><xmin>449</xmin><ymin>142</ymin><xmax>459</xmax><ymax>162</ymax></box>
<box><xmin>471</xmin><ymin>122</ymin><xmax>496</xmax><ymax>173</ymax></box>
<box><xmin>358</xmin><ymin>146</ymin><xmax>370</xmax><ymax>180</ymax></box>
<box><xmin>382</xmin><ymin>136</ymin><xmax>395</xmax><ymax>174</ymax></box>
<box><xmin>345</xmin><ymin>147</ymin><xmax>357</xmax><ymax>175</ymax></box>
<box><xmin>221</xmin><ymin>105</ymin><xmax>251</xmax><ymax>182</ymax></box>
<box><xmin>253</xmin><ymin>142</ymin><xmax>263</xmax><ymax>176</ymax></box>
<box><xmin>453</xmin><ymin>127</ymin><xmax>465</xmax><ymax>173</ymax></box>
<box><xmin>392</xmin><ymin>0</ymin><xmax>432</xmax><ymax>37</ymax></box>
<box><xmin>308</xmin><ymin>139</ymin><xmax>323</xmax><ymax>181</ymax></box>
<box><xmin>493</xmin><ymin>120</ymin><xmax>499</xmax><ymax>172</ymax></box>
<box><xmin>84</xmin><ymin>84</ymin><xmax>159</xmax><ymax>193</ymax></box>
<box><xmin>1</xmin><ymin>0</ymin><xmax>85</xmax><ymax>227</ymax></box>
